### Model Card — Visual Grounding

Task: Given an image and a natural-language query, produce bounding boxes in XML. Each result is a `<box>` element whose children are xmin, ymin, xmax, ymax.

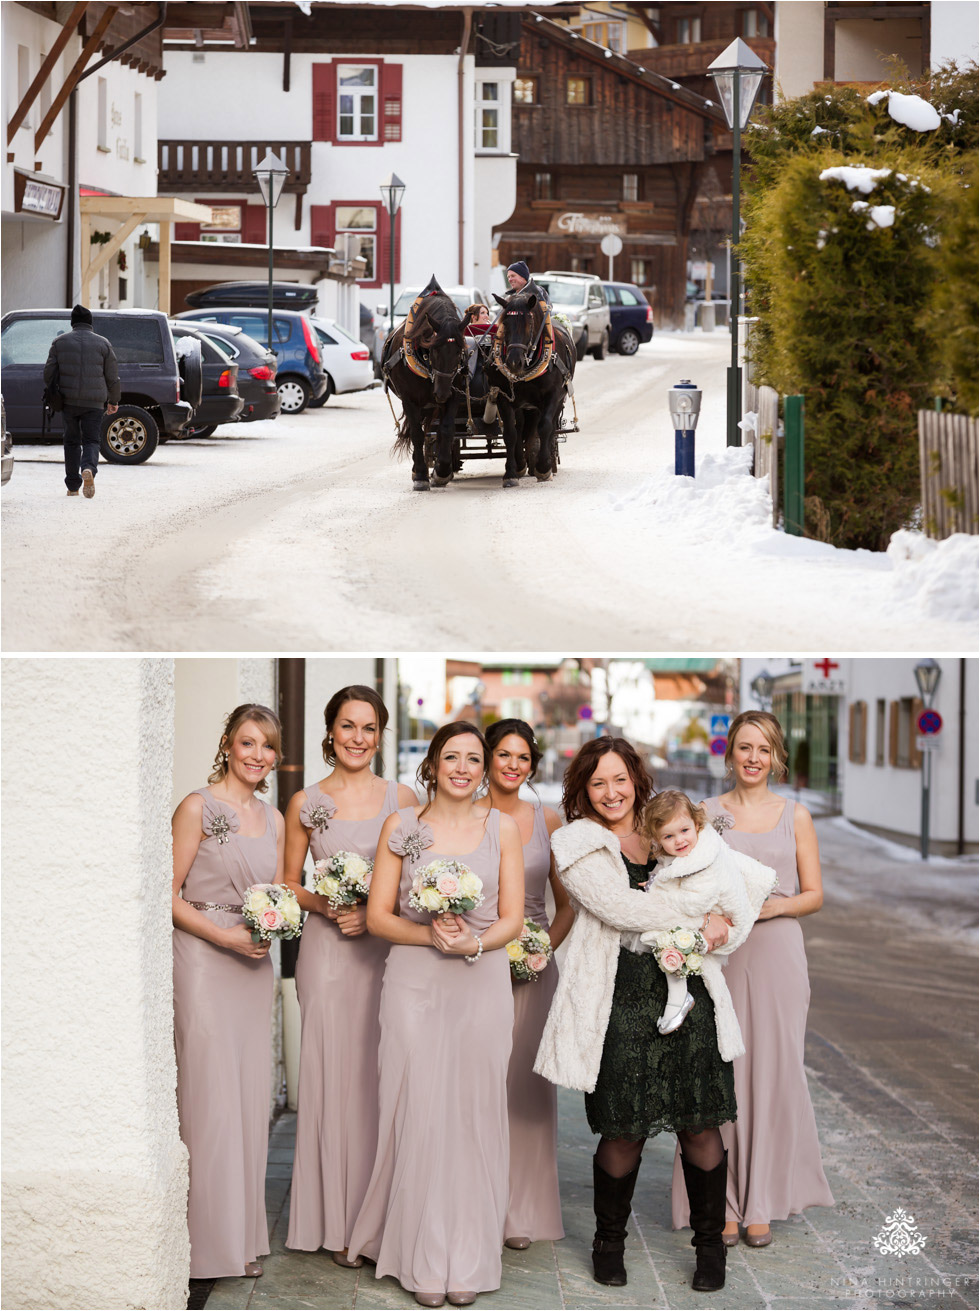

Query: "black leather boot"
<box><xmin>680</xmin><ymin>1150</ymin><xmax>728</xmax><ymax>1292</ymax></box>
<box><xmin>591</xmin><ymin>1156</ymin><xmax>641</xmax><ymax>1286</ymax></box>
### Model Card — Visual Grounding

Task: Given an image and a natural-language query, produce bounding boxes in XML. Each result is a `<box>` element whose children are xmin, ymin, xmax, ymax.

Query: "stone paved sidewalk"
<box><xmin>204</xmin><ymin>830</ymin><xmax>979</xmax><ymax>1311</ymax></box>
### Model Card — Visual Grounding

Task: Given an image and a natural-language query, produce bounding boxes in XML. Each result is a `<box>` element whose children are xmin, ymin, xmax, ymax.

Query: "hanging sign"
<box><xmin>802</xmin><ymin>658</ymin><xmax>847</xmax><ymax>696</ymax></box>
<box><xmin>14</xmin><ymin>171</ymin><xmax>65</xmax><ymax>220</ymax></box>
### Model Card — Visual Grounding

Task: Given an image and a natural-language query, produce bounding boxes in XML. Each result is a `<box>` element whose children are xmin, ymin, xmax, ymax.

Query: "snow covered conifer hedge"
<box><xmin>740</xmin><ymin>62</ymin><xmax>977</xmax><ymax>551</ymax></box>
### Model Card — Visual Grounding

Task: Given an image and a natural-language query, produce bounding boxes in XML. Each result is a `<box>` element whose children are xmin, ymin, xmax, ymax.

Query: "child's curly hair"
<box><xmin>639</xmin><ymin>789</ymin><xmax>707</xmax><ymax>856</ymax></box>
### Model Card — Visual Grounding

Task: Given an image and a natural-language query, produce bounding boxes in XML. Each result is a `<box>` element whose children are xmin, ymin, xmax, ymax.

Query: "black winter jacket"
<box><xmin>43</xmin><ymin>322</ymin><xmax>121</xmax><ymax>408</ymax></box>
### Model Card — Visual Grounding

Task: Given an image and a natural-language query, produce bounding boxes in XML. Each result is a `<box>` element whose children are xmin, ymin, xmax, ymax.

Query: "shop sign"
<box><xmin>549</xmin><ymin>211</ymin><xmax>626</xmax><ymax>237</ymax></box>
<box><xmin>14</xmin><ymin>172</ymin><xmax>65</xmax><ymax>221</ymax></box>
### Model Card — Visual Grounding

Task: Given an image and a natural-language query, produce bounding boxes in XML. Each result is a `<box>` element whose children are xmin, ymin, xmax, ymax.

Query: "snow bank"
<box><xmin>867</xmin><ymin>88</ymin><xmax>942</xmax><ymax>132</ymax></box>
<box><xmin>886</xmin><ymin>529</ymin><xmax>980</xmax><ymax>622</ymax></box>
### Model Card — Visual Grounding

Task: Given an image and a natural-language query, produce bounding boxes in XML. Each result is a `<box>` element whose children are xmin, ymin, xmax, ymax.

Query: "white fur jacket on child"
<box><xmin>534</xmin><ymin>818</ymin><xmax>777</xmax><ymax>1092</ymax></box>
<box><xmin>621</xmin><ymin>822</ymin><xmax>778</xmax><ymax>1062</ymax></box>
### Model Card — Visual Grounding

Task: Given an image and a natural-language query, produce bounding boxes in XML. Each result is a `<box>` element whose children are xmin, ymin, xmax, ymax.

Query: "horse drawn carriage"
<box><xmin>381</xmin><ymin>276</ymin><xmax>578</xmax><ymax>490</ymax></box>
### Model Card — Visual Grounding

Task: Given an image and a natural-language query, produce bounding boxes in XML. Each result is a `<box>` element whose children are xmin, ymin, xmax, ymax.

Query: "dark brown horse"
<box><xmin>382</xmin><ymin>277</ymin><xmax>466</xmax><ymax>490</ymax></box>
<box><xmin>486</xmin><ymin>283</ymin><xmax>576</xmax><ymax>487</ymax></box>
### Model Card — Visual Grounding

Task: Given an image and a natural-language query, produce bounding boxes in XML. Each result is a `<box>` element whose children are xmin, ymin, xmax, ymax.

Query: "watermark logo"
<box><xmin>872</xmin><ymin>1208</ymin><xmax>927</xmax><ymax>1256</ymax></box>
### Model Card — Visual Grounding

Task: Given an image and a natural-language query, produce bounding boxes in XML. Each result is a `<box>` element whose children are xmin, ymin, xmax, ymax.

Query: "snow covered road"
<box><xmin>2</xmin><ymin>330</ymin><xmax>976</xmax><ymax>652</ymax></box>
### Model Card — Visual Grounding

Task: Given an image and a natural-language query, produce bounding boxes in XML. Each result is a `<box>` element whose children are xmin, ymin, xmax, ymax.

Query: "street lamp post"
<box><xmin>913</xmin><ymin>658</ymin><xmax>942</xmax><ymax>860</ymax></box>
<box><xmin>253</xmin><ymin>150</ymin><xmax>290</xmax><ymax>353</ymax></box>
<box><xmin>379</xmin><ymin>172</ymin><xmax>406</xmax><ymax>329</ymax></box>
<box><xmin>750</xmin><ymin>668</ymin><xmax>774</xmax><ymax>709</ymax></box>
<box><xmin>707</xmin><ymin>38</ymin><xmax>767</xmax><ymax>448</ymax></box>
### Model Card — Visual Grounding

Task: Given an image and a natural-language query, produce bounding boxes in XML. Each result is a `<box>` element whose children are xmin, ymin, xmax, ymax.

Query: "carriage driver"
<box><xmin>506</xmin><ymin>260</ymin><xmax>531</xmax><ymax>293</ymax></box>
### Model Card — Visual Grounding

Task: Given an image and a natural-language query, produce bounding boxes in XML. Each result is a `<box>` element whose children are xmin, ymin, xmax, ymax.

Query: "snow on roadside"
<box><xmin>608</xmin><ymin>446</ymin><xmax>979</xmax><ymax>628</ymax></box>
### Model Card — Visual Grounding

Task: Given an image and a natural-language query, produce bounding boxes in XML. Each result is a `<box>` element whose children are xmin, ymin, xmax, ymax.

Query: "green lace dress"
<box><xmin>584</xmin><ymin>854</ymin><xmax>737</xmax><ymax>1140</ymax></box>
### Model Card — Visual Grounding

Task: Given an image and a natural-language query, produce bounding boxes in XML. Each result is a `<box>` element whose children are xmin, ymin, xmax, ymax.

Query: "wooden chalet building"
<box><xmin>494</xmin><ymin>13</ymin><xmax>729</xmax><ymax>327</ymax></box>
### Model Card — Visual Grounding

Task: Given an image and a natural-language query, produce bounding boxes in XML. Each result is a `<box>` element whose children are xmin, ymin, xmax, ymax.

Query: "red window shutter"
<box><xmin>243</xmin><ymin>204</ymin><xmax>268</xmax><ymax>244</ymax></box>
<box><xmin>377</xmin><ymin>207</ymin><xmax>401</xmax><ymax>287</ymax></box>
<box><xmin>381</xmin><ymin>62</ymin><xmax>403</xmax><ymax>142</ymax></box>
<box><xmin>313</xmin><ymin>62</ymin><xmax>336</xmax><ymax>143</ymax></box>
<box><xmin>310</xmin><ymin>204</ymin><xmax>336</xmax><ymax>251</ymax></box>
<box><xmin>175</xmin><ymin>221</ymin><xmax>199</xmax><ymax>240</ymax></box>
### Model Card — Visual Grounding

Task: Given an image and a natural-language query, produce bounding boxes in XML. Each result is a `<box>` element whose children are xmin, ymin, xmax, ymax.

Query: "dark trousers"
<box><xmin>62</xmin><ymin>406</ymin><xmax>103</xmax><ymax>490</ymax></box>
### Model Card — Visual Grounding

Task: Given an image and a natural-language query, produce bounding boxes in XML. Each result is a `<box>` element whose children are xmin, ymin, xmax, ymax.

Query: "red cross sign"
<box><xmin>814</xmin><ymin>659</ymin><xmax>839</xmax><ymax>678</ymax></box>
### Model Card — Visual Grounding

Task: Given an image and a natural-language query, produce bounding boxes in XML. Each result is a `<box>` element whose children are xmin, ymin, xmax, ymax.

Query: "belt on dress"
<box><xmin>186</xmin><ymin>900</ymin><xmax>243</xmax><ymax>913</ymax></box>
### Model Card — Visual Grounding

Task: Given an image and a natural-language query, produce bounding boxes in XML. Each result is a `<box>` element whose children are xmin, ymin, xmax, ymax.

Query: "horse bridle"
<box><xmin>504</xmin><ymin>304</ymin><xmax>547</xmax><ymax>369</ymax></box>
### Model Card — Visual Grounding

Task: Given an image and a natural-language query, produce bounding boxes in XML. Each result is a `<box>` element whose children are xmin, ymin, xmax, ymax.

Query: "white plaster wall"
<box><xmin>2</xmin><ymin>4</ymin><xmax>70</xmax><ymax>205</ymax></box>
<box><xmin>74</xmin><ymin>60</ymin><xmax>158</xmax><ymax>198</ymax></box>
<box><xmin>1</xmin><ymin>658</ymin><xmax>189</xmax><ymax>1311</ymax></box>
<box><xmin>473</xmin><ymin>151</ymin><xmax>517</xmax><ymax>296</ymax></box>
<box><xmin>931</xmin><ymin>1</ymin><xmax>980</xmax><ymax>67</ymax></box>
<box><xmin>841</xmin><ymin>658</ymin><xmax>979</xmax><ymax>847</ymax></box>
<box><xmin>1</xmin><ymin>217</ymin><xmax>66</xmax><ymax>310</ymax></box>
<box><xmin>773</xmin><ymin>1</ymin><xmax>826</xmax><ymax>101</ymax></box>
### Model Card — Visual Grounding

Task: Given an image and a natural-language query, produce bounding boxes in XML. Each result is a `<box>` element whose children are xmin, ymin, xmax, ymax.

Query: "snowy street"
<box><xmin>2</xmin><ymin>329</ymin><xmax>976</xmax><ymax>653</ymax></box>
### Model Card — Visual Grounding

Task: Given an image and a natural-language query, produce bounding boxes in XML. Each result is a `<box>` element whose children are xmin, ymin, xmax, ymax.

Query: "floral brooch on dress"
<box><xmin>203</xmin><ymin>806</ymin><xmax>239</xmax><ymax>845</ymax></box>
<box><xmin>710</xmin><ymin>811</ymin><xmax>735</xmax><ymax>835</ymax></box>
<box><xmin>388</xmin><ymin>820</ymin><xmax>434</xmax><ymax>864</ymax></box>
<box><xmin>302</xmin><ymin>795</ymin><xmax>337</xmax><ymax>832</ymax></box>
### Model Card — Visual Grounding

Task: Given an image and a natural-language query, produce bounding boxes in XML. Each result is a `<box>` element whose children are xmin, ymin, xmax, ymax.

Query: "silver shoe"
<box><xmin>658</xmin><ymin>992</ymin><xmax>695</xmax><ymax>1034</ymax></box>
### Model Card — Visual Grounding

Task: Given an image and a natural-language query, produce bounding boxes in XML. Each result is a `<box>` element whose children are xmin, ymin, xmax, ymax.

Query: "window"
<box><xmin>581</xmin><ymin>21</ymin><xmax>625</xmax><ymax>52</ymax></box>
<box><xmin>630</xmin><ymin>258</ymin><xmax>648</xmax><ymax>285</ymax></box>
<box><xmin>513</xmin><ymin>77</ymin><xmax>537</xmax><ymax>104</ymax></box>
<box><xmin>97</xmin><ymin>77</ymin><xmax>109</xmax><ymax>151</ymax></box>
<box><xmin>848</xmin><ymin>701</ymin><xmax>867</xmax><ymax>764</ymax></box>
<box><xmin>875</xmin><ymin>699</ymin><xmax>886</xmax><ymax>766</ymax></box>
<box><xmin>338</xmin><ymin>64</ymin><xmax>376</xmax><ymax>140</ymax></box>
<box><xmin>569</xmin><ymin>255</ymin><xmax>593</xmax><ymax>274</ymax></box>
<box><xmin>566</xmin><ymin>76</ymin><xmax>592</xmax><ymax>106</ymax></box>
<box><xmin>534</xmin><ymin>171</ymin><xmax>552</xmax><ymax>200</ymax></box>
<box><xmin>623</xmin><ymin>173</ymin><xmax>638</xmax><ymax>202</ymax></box>
<box><xmin>619</xmin><ymin>287</ymin><xmax>642</xmax><ymax>306</ymax></box>
<box><xmin>741</xmin><ymin>8</ymin><xmax>771</xmax><ymax>38</ymax></box>
<box><xmin>888</xmin><ymin>697</ymin><xmax>923</xmax><ymax>769</ymax></box>
<box><xmin>476</xmin><ymin>81</ymin><xmax>499</xmax><ymax>149</ymax></box>
<box><xmin>225</xmin><ymin>314</ymin><xmax>290</xmax><ymax>346</ymax></box>
<box><xmin>676</xmin><ymin>16</ymin><xmax>702</xmax><ymax>44</ymax></box>
<box><xmin>134</xmin><ymin>93</ymin><xmax>143</xmax><ymax>162</ymax></box>
<box><xmin>39</xmin><ymin>51</ymin><xmax>52</xmax><ymax>130</ymax></box>
<box><xmin>335</xmin><ymin>206</ymin><xmax>377</xmax><ymax>281</ymax></box>
<box><xmin>17</xmin><ymin>46</ymin><xmax>31</xmax><ymax>127</ymax></box>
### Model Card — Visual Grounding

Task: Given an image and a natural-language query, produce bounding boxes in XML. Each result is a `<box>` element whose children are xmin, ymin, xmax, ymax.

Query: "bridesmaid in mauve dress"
<box><xmin>671</xmin><ymin>710</ymin><xmax>834</xmax><ymax>1246</ymax></box>
<box><xmin>283</xmin><ymin>686</ymin><xmax>417</xmax><ymax>1267</ymax></box>
<box><xmin>348</xmin><ymin>722</ymin><xmax>525</xmax><ymax>1309</ymax></box>
<box><xmin>478</xmin><ymin>719</ymin><xmax>573</xmax><ymax>1250</ymax></box>
<box><xmin>172</xmin><ymin>704</ymin><xmax>285</xmax><ymax>1280</ymax></box>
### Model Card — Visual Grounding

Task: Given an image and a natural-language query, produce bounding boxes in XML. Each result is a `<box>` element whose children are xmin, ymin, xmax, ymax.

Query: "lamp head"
<box><xmin>913</xmin><ymin>658</ymin><xmax>941</xmax><ymax>703</ymax></box>
<box><xmin>668</xmin><ymin>379</ymin><xmax>703</xmax><ymax>431</ymax></box>
<box><xmin>707</xmin><ymin>37</ymin><xmax>768</xmax><ymax>131</ymax></box>
<box><xmin>253</xmin><ymin>151</ymin><xmax>289</xmax><ymax>208</ymax></box>
<box><xmin>379</xmin><ymin>171</ymin><xmax>406</xmax><ymax>216</ymax></box>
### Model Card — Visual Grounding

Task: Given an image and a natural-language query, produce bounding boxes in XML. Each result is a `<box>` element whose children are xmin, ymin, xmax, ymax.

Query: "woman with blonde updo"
<box><xmin>172</xmin><ymin>704</ymin><xmax>285</xmax><ymax>1279</ymax></box>
<box><xmin>671</xmin><ymin>710</ymin><xmax>834</xmax><ymax>1248</ymax></box>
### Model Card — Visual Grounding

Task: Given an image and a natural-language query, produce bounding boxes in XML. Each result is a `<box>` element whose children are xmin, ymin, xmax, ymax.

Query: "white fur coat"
<box><xmin>622</xmin><ymin>822</ymin><xmax>778</xmax><ymax>1062</ymax></box>
<box><xmin>533</xmin><ymin>819</ymin><xmax>776</xmax><ymax>1092</ymax></box>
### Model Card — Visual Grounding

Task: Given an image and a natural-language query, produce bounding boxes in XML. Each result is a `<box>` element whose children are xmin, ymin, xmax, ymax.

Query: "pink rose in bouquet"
<box><xmin>260</xmin><ymin>907</ymin><xmax>284</xmax><ymax>932</ymax></box>
<box><xmin>660</xmin><ymin>947</ymin><xmax>685</xmax><ymax>973</ymax></box>
<box><xmin>437</xmin><ymin>874</ymin><xmax>461</xmax><ymax>897</ymax></box>
<box><xmin>527</xmin><ymin>953</ymin><xmax>549</xmax><ymax>973</ymax></box>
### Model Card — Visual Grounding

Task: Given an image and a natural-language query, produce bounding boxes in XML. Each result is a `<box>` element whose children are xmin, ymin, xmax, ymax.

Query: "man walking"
<box><xmin>44</xmin><ymin>305</ymin><xmax>120</xmax><ymax>498</ymax></box>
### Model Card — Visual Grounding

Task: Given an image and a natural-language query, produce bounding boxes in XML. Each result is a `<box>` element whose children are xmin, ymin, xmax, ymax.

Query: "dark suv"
<box><xmin>0</xmin><ymin>309</ymin><xmax>193</xmax><ymax>463</ymax></box>
<box><xmin>601</xmin><ymin>281</ymin><xmax>654</xmax><ymax>355</ymax></box>
<box><xmin>177</xmin><ymin>307</ymin><xmax>327</xmax><ymax>414</ymax></box>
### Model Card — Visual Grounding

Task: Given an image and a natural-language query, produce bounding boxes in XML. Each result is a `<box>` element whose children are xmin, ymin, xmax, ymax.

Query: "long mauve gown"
<box><xmin>172</xmin><ymin>789</ymin><xmax>275</xmax><ymax>1278</ymax></box>
<box><xmin>286</xmin><ymin>779</ymin><xmax>399</xmax><ymax>1253</ymax></box>
<box><xmin>671</xmin><ymin>797</ymin><xmax>835</xmax><ymax>1228</ymax></box>
<box><xmin>349</xmin><ymin>807</ymin><xmax>515</xmax><ymax>1296</ymax></box>
<box><xmin>505</xmin><ymin>803</ymin><xmax>564</xmax><ymax>1243</ymax></box>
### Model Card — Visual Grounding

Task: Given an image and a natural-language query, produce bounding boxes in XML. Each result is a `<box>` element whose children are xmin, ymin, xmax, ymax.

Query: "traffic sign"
<box><xmin>709</xmin><ymin>736</ymin><xmax>727</xmax><ymax>757</ymax></box>
<box><xmin>710</xmin><ymin>714</ymin><xmax>731</xmax><ymax>737</ymax></box>
<box><xmin>916</xmin><ymin>737</ymin><xmax>939</xmax><ymax>753</ymax></box>
<box><xmin>917</xmin><ymin>709</ymin><xmax>942</xmax><ymax>735</ymax></box>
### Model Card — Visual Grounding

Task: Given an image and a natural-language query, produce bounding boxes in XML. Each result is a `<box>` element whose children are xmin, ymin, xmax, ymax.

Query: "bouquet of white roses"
<box><xmin>409</xmin><ymin>859</ymin><xmax>484</xmax><ymax>918</ymax></box>
<box><xmin>651</xmin><ymin>926</ymin><xmax>707</xmax><ymax>978</ymax></box>
<box><xmin>506</xmin><ymin>918</ymin><xmax>554</xmax><ymax>983</ymax></box>
<box><xmin>312</xmin><ymin>851</ymin><xmax>373</xmax><ymax>909</ymax></box>
<box><xmin>242</xmin><ymin>883</ymin><xmax>302</xmax><ymax>943</ymax></box>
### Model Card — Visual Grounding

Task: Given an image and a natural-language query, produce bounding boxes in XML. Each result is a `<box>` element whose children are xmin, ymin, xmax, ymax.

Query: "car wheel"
<box><xmin>277</xmin><ymin>376</ymin><xmax>312</xmax><ymax>414</ymax></box>
<box><xmin>617</xmin><ymin>327</ymin><xmax>641</xmax><ymax>356</ymax></box>
<box><xmin>183</xmin><ymin>423</ymin><xmax>218</xmax><ymax>438</ymax></box>
<box><xmin>100</xmin><ymin>405</ymin><xmax>159</xmax><ymax>464</ymax></box>
<box><xmin>575</xmin><ymin>334</ymin><xmax>588</xmax><ymax>362</ymax></box>
<box><xmin>590</xmin><ymin>329</ymin><xmax>609</xmax><ymax>361</ymax></box>
<box><xmin>307</xmin><ymin>374</ymin><xmax>335</xmax><ymax>409</ymax></box>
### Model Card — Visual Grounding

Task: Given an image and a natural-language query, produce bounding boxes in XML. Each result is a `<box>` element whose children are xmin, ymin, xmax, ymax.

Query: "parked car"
<box><xmin>1</xmin><ymin>396</ymin><xmax>12</xmax><ymax>486</ymax></box>
<box><xmin>307</xmin><ymin>316</ymin><xmax>376</xmax><ymax>406</ymax></box>
<box><xmin>0</xmin><ymin>308</ymin><xmax>194</xmax><ymax>463</ymax></box>
<box><xmin>373</xmin><ymin>284</ymin><xmax>488</xmax><ymax>359</ymax></box>
<box><xmin>177</xmin><ymin>307</ymin><xmax>327</xmax><ymax>415</ymax></box>
<box><xmin>184</xmin><ymin>280</ymin><xmax>319</xmax><ymax>312</ymax></box>
<box><xmin>536</xmin><ymin>272</ymin><xmax>611</xmax><ymax>361</ymax></box>
<box><xmin>170</xmin><ymin>324</ymin><xmax>244</xmax><ymax>437</ymax></box>
<box><xmin>183</xmin><ymin>322</ymin><xmax>280</xmax><ymax>425</ymax></box>
<box><xmin>601</xmin><ymin>281</ymin><xmax>654</xmax><ymax>355</ymax></box>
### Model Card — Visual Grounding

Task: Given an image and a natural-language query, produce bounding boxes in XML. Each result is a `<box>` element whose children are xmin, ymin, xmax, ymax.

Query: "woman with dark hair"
<box><xmin>171</xmin><ymin>704</ymin><xmax>285</xmax><ymax>1279</ymax></box>
<box><xmin>283</xmin><ymin>686</ymin><xmax>417</xmax><ymax>1266</ymax></box>
<box><xmin>349</xmin><ymin>722</ymin><xmax>524</xmax><ymax>1308</ymax></box>
<box><xmin>671</xmin><ymin>710</ymin><xmax>833</xmax><ymax>1247</ymax></box>
<box><xmin>477</xmin><ymin>719</ymin><xmax>573</xmax><ymax>1251</ymax></box>
<box><xmin>536</xmin><ymin>736</ymin><xmax>748</xmax><ymax>1294</ymax></box>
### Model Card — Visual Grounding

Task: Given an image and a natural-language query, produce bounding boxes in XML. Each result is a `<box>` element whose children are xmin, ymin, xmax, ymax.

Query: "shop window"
<box><xmin>514</xmin><ymin>77</ymin><xmax>537</xmax><ymax>104</ymax></box>
<box><xmin>566</xmin><ymin>76</ymin><xmax>592</xmax><ymax>106</ymax></box>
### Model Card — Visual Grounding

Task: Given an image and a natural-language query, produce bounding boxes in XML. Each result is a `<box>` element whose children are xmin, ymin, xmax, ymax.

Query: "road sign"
<box><xmin>709</xmin><ymin>736</ymin><xmax>727</xmax><ymax>756</ymax></box>
<box><xmin>916</xmin><ymin>736</ymin><xmax>940</xmax><ymax>753</ymax></box>
<box><xmin>599</xmin><ymin>233</ymin><xmax>623</xmax><ymax>256</ymax></box>
<box><xmin>710</xmin><ymin>714</ymin><xmax>731</xmax><ymax>737</ymax></box>
<box><xmin>917</xmin><ymin>709</ymin><xmax>942</xmax><ymax>735</ymax></box>
<box><xmin>578</xmin><ymin>705</ymin><xmax>593</xmax><ymax>720</ymax></box>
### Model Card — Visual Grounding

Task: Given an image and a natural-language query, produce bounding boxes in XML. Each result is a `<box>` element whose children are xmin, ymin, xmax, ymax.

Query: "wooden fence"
<box><xmin>918</xmin><ymin>410</ymin><xmax>979</xmax><ymax>539</ymax></box>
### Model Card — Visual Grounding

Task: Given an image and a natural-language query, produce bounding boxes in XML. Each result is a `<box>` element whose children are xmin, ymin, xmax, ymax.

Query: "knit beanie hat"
<box><xmin>507</xmin><ymin>260</ymin><xmax>530</xmax><ymax>283</ymax></box>
<box><xmin>71</xmin><ymin>304</ymin><xmax>93</xmax><ymax>326</ymax></box>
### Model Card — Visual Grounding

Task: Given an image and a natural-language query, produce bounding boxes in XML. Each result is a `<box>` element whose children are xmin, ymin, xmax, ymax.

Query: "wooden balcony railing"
<box><xmin>157</xmin><ymin>140</ymin><xmax>311</xmax><ymax>194</ymax></box>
